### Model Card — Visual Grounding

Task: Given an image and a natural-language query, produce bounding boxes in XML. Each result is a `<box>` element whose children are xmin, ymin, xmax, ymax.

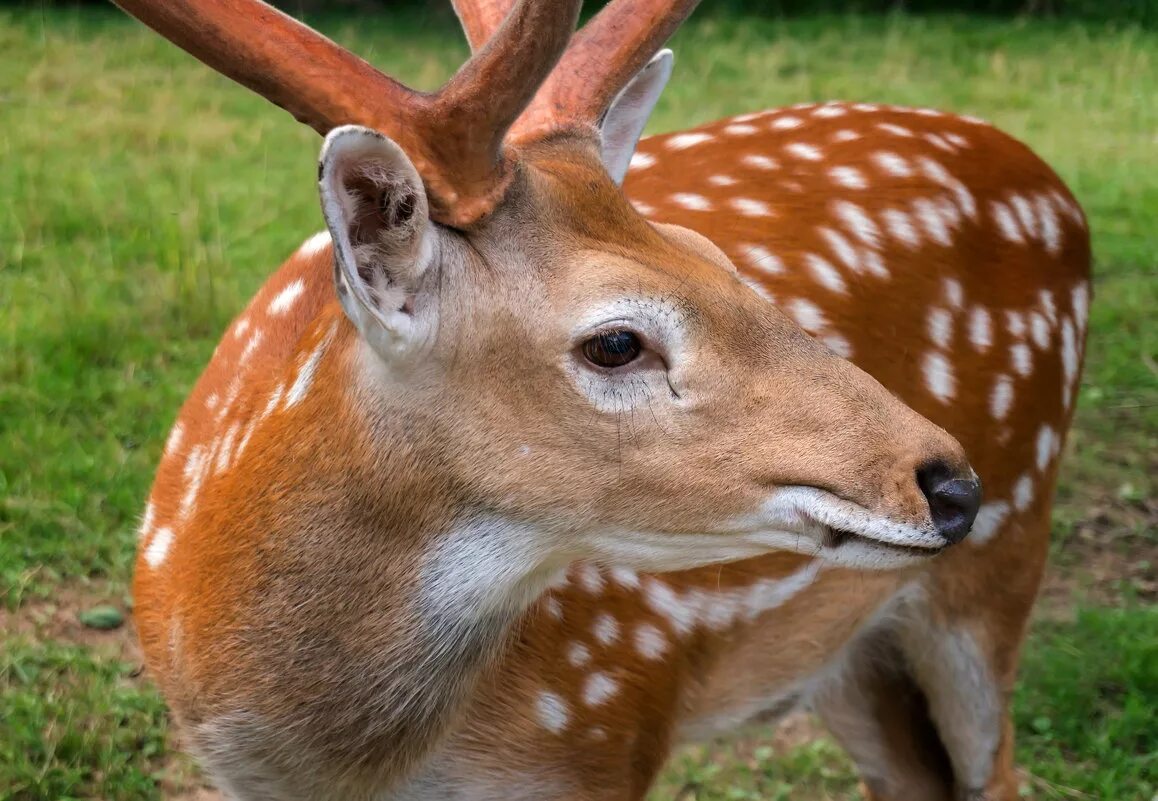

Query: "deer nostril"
<box><xmin>916</xmin><ymin>462</ymin><xmax>982</xmax><ymax>545</ymax></box>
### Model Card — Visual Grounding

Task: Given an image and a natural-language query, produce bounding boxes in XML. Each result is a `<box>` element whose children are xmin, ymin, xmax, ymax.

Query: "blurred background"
<box><xmin>1</xmin><ymin>0</ymin><xmax>1154</xmax><ymax>799</ymax></box>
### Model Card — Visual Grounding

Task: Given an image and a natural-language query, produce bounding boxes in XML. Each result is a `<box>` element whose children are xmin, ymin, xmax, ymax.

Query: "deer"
<box><xmin>115</xmin><ymin>0</ymin><xmax>1091</xmax><ymax>799</ymax></box>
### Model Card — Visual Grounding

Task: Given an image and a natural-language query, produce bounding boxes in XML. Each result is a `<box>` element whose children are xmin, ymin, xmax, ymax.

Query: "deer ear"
<box><xmin>318</xmin><ymin>125</ymin><xmax>437</xmax><ymax>361</ymax></box>
<box><xmin>599</xmin><ymin>49</ymin><xmax>673</xmax><ymax>185</ymax></box>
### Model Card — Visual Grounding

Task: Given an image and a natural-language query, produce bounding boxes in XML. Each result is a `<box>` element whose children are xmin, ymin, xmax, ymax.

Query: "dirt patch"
<box><xmin>1039</xmin><ymin>495</ymin><xmax>1158</xmax><ymax>618</ymax></box>
<box><xmin>0</xmin><ymin>579</ymin><xmax>143</xmax><ymax>663</ymax></box>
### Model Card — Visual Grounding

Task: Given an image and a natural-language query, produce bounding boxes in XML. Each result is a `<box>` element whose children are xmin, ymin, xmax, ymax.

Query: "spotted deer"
<box><xmin>118</xmin><ymin>0</ymin><xmax>1090</xmax><ymax>799</ymax></box>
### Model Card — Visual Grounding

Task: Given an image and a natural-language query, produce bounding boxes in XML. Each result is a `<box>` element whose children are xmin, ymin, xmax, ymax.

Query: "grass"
<box><xmin>0</xmin><ymin>5</ymin><xmax>1154</xmax><ymax>800</ymax></box>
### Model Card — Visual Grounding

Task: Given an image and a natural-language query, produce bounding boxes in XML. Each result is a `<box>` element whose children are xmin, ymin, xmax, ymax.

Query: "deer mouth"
<box><xmin>821</xmin><ymin>525</ymin><xmax>947</xmax><ymax>558</ymax></box>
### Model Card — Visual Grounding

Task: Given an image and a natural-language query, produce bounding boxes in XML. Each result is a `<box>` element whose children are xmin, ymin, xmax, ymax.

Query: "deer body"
<box><xmin>120</xmin><ymin>1</ymin><xmax>1088</xmax><ymax>799</ymax></box>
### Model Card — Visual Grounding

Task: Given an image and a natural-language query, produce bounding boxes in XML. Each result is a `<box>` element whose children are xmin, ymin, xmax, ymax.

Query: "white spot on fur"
<box><xmin>968</xmin><ymin>501</ymin><xmax>1010</xmax><ymax>546</ymax></box>
<box><xmin>787</xmin><ymin>298</ymin><xmax>828</xmax><ymax>333</ymax></box>
<box><xmin>990</xmin><ymin>201</ymin><xmax>1024</xmax><ymax>243</ymax></box>
<box><xmin>927</xmin><ymin>307</ymin><xmax>953</xmax><ymax>348</ymax></box>
<box><xmin>819</xmin><ymin>227</ymin><xmax>862</xmax><ymax>273</ymax></box>
<box><xmin>877</xmin><ymin>122</ymin><xmax>915</xmax><ymax>137</ymax></box>
<box><xmin>643</xmin><ymin>577</ymin><xmax>695</xmax><ymax>635</ymax></box>
<box><xmin>724</xmin><ymin>123</ymin><xmax>760</xmax><ymax>136</ymax></box>
<box><xmin>567</xmin><ymin>641</ymin><xmax>591</xmax><ymax>668</ymax></box>
<box><xmin>1013</xmin><ymin>474</ymin><xmax>1035</xmax><ymax>511</ymax></box>
<box><xmin>1011</xmin><ymin>195</ymin><xmax>1039</xmax><ymax>240</ymax></box>
<box><xmin>179</xmin><ymin>445</ymin><xmax>207</xmax><ymax>520</ymax></box>
<box><xmin>770</xmin><ymin>116</ymin><xmax>804</xmax><ymax>130</ymax></box>
<box><xmin>1035</xmin><ymin>193</ymin><xmax>1063</xmax><ymax>255</ymax></box>
<box><xmin>610</xmin><ymin>566</ymin><xmax>640</xmax><ymax>589</ymax></box>
<box><xmin>832</xmin><ymin>200</ymin><xmax>882</xmax><ymax>247</ymax></box>
<box><xmin>831</xmin><ymin>129</ymin><xmax>861</xmax><ymax>143</ymax></box>
<box><xmin>851</xmin><ymin>103</ymin><xmax>880</xmax><ymax>112</ymax></box>
<box><xmin>1036</xmin><ymin>425</ymin><xmax>1058</xmax><ymax>472</ymax></box>
<box><xmin>576</xmin><ymin>563</ymin><xmax>605</xmax><ymax>594</ymax></box>
<box><xmin>785</xmin><ymin>142</ymin><xmax>823</xmax><ymax>161</ymax></box>
<box><xmin>285</xmin><ymin>322</ymin><xmax>337</xmax><ymax>408</ymax></box>
<box><xmin>233</xmin><ymin>318</ymin><xmax>250</xmax><ymax>339</ymax></box>
<box><xmin>1030</xmin><ymin>312</ymin><xmax>1051</xmax><ymax>349</ymax></box>
<box><xmin>629</xmin><ymin>152</ymin><xmax>656</xmax><ymax>170</ymax></box>
<box><xmin>1060</xmin><ymin>317</ymin><xmax>1079</xmax><ymax>403</ymax></box>
<box><xmin>138</xmin><ymin>502</ymin><xmax>155</xmax><ymax>541</ymax></box>
<box><xmin>164</xmin><ymin>422</ymin><xmax>184</xmax><ymax>456</ymax></box>
<box><xmin>923</xmin><ymin>132</ymin><xmax>955</xmax><ymax>152</ymax></box>
<box><xmin>915</xmin><ymin>198</ymin><xmax>953</xmax><ymax>246</ymax></box>
<box><xmin>1006</xmin><ymin>310</ymin><xmax>1028</xmax><ymax>339</ymax></box>
<box><xmin>666</xmin><ymin>132</ymin><xmax>714</xmax><ymax>150</ymax></box>
<box><xmin>969</xmin><ymin>307</ymin><xmax>993</xmax><ymax>352</ymax></box>
<box><xmin>945</xmin><ymin>132</ymin><xmax>970</xmax><ymax>147</ymax></box>
<box><xmin>671</xmin><ymin>192</ymin><xmax>713</xmax><ymax>211</ymax></box>
<box><xmin>632</xmin><ymin>200</ymin><xmax>655</xmax><ymax>216</ymax></box>
<box><xmin>593</xmin><ymin>612</ymin><xmax>620</xmax><ymax>646</ymax></box>
<box><xmin>1040</xmin><ymin>289</ymin><xmax>1058</xmax><ymax>324</ymax></box>
<box><xmin>262</xmin><ymin>383</ymin><xmax>285</xmax><ymax>419</ymax></box>
<box><xmin>922</xmin><ymin>351</ymin><xmax>956</xmax><ymax>402</ymax></box>
<box><xmin>872</xmin><ymin>151</ymin><xmax>914</xmax><ymax>177</ymax></box>
<box><xmin>804</xmin><ymin>253</ymin><xmax>848</xmax><ymax>294</ymax></box>
<box><xmin>741</xmin><ymin>244</ymin><xmax>784</xmax><ymax>276</ymax></box>
<box><xmin>205</xmin><ymin>393</ymin><xmax>219</xmax><ymax>412</ymax></box>
<box><xmin>635</xmin><ymin>622</ymin><xmax>668</xmax><ymax>660</ymax></box>
<box><xmin>829</xmin><ymin>166</ymin><xmax>868</xmax><ymax>189</ymax></box>
<box><xmin>822</xmin><ymin>333</ymin><xmax>854</xmax><ymax>358</ymax></box>
<box><xmin>214</xmin><ymin>421</ymin><xmax>241</xmax><ymax>475</ymax></box>
<box><xmin>536</xmin><ymin>691</ymin><xmax>570</xmax><ymax>733</ymax></box>
<box><xmin>239</xmin><ymin>330</ymin><xmax>263</xmax><ymax>365</ymax></box>
<box><xmin>708</xmin><ymin>174</ymin><xmax>738</xmax><ymax>187</ymax></box>
<box><xmin>730</xmin><ymin>197</ymin><xmax>773</xmax><ymax>217</ymax></box>
<box><xmin>990</xmin><ymin>375</ymin><xmax>1014</xmax><ymax>420</ymax></box>
<box><xmin>883</xmin><ymin>208</ymin><xmax>921</xmax><ymax>248</ymax></box>
<box><xmin>942</xmin><ymin>278</ymin><xmax>964</xmax><ymax>309</ymax></box>
<box><xmin>144</xmin><ymin>527</ymin><xmax>174</xmax><ymax>568</ymax></box>
<box><xmin>545</xmin><ymin>597</ymin><xmax>563</xmax><ymax>620</ymax></box>
<box><xmin>299</xmin><ymin>231</ymin><xmax>332</xmax><ymax>257</ymax></box>
<box><xmin>268</xmin><ymin>279</ymin><xmax>305</xmax><ymax>315</ymax></box>
<box><xmin>583</xmin><ymin>672</ymin><xmax>619</xmax><ymax>706</ymax></box>
<box><xmin>1071</xmin><ymin>283</ymin><xmax>1090</xmax><ymax>332</ymax></box>
<box><xmin>742</xmin><ymin>154</ymin><xmax>780</xmax><ymax>171</ymax></box>
<box><xmin>813</xmin><ymin>104</ymin><xmax>848</xmax><ymax>118</ymax></box>
<box><xmin>860</xmin><ymin>248</ymin><xmax>890</xmax><ymax>279</ymax></box>
<box><xmin>1010</xmin><ymin>343</ymin><xmax>1033</xmax><ymax>377</ymax></box>
<box><xmin>917</xmin><ymin>156</ymin><xmax>953</xmax><ymax>186</ymax></box>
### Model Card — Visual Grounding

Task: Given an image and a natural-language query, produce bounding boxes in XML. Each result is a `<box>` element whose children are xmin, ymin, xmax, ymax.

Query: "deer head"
<box><xmin>118</xmin><ymin>0</ymin><xmax>981</xmax><ymax>579</ymax></box>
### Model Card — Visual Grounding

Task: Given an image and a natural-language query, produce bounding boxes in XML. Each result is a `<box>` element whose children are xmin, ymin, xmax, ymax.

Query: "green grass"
<box><xmin>0</xmin><ymin>6</ymin><xmax>1154</xmax><ymax>800</ymax></box>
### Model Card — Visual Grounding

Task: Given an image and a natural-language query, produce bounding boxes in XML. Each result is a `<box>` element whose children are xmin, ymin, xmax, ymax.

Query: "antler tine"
<box><xmin>113</xmin><ymin>0</ymin><xmax>582</xmax><ymax>227</ymax></box>
<box><xmin>512</xmin><ymin>0</ymin><xmax>702</xmax><ymax>142</ymax></box>
<box><xmin>452</xmin><ymin>0</ymin><xmax>701</xmax><ymax>145</ymax></box>
<box><xmin>451</xmin><ymin>0</ymin><xmax>512</xmax><ymax>52</ymax></box>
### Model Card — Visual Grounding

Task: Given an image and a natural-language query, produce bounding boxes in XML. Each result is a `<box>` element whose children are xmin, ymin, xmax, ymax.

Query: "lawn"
<box><xmin>1</xmin><ymin>5</ymin><xmax>1155</xmax><ymax>800</ymax></box>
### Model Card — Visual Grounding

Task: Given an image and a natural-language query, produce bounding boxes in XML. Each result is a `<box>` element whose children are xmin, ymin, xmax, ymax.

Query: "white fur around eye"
<box><xmin>564</xmin><ymin>297</ymin><xmax>689</xmax><ymax>414</ymax></box>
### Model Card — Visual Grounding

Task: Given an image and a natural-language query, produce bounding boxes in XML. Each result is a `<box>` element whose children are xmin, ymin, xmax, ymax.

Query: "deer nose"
<box><xmin>916</xmin><ymin>462</ymin><xmax>982</xmax><ymax>544</ymax></box>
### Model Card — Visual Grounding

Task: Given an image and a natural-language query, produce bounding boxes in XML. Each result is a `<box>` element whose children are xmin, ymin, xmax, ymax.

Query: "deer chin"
<box><xmin>735</xmin><ymin>485</ymin><xmax>949</xmax><ymax>570</ymax></box>
<box><xmin>581</xmin><ymin>485</ymin><xmax>947</xmax><ymax>574</ymax></box>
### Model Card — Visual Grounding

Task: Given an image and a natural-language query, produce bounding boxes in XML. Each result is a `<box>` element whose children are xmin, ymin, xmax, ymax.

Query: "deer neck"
<box><xmin>197</xmin><ymin>322</ymin><xmax>568</xmax><ymax>788</ymax></box>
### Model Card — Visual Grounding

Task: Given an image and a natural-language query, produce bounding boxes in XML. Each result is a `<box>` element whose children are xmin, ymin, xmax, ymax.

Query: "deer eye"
<box><xmin>581</xmin><ymin>330</ymin><xmax>642</xmax><ymax>368</ymax></box>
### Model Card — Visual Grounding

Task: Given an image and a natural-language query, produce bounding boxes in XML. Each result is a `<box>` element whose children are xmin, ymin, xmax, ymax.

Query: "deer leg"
<box><xmin>811</xmin><ymin>632</ymin><xmax>955</xmax><ymax>801</ymax></box>
<box><xmin>892</xmin><ymin>594</ymin><xmax>1025</xmax><ymax>801</ymax></box>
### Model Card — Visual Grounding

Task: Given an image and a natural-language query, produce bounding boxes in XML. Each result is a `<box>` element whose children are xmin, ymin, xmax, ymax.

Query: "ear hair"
<box><xmin>600</xmin><ymin>49</ymin><xmax>674</xmax><ymax>185</ymax></box>
<box><xmin>319</xmin><ymin>125</ymin><xmax>436</xmax><ymax>360</ymax></box>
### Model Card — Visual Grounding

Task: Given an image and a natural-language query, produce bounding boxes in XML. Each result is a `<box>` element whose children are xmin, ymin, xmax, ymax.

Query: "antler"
<box><xmin>453</xmin><ymin>0</ymin><xmax>701</xmax><ymax>143</ymax></box>
<box><xmin>113</xmin><ymin>0</ymin><xmax>582</xmax><ymax>227</ymax></box>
